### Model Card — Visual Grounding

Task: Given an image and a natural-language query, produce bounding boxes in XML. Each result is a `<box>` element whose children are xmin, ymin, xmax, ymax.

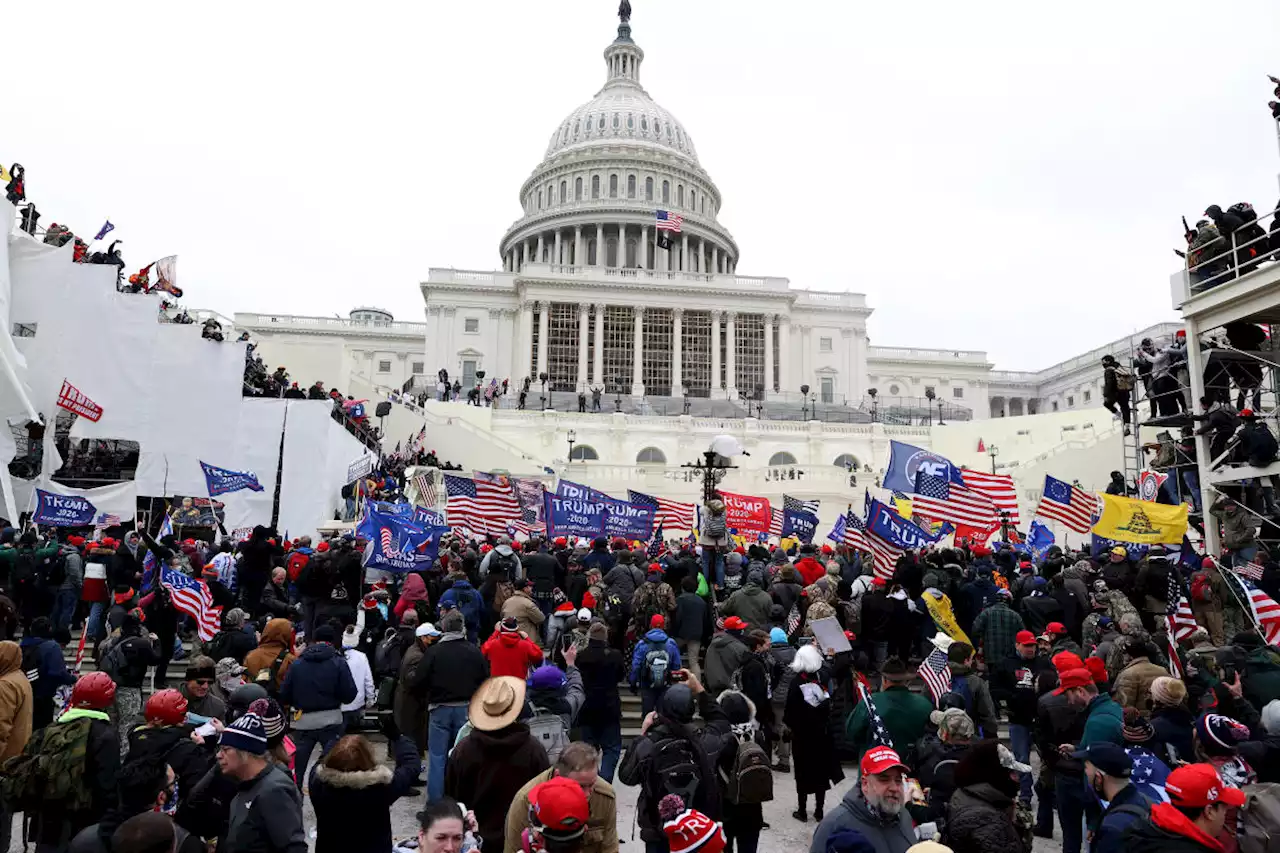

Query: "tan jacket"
<box><xmin>501</xmin><ymin>591</ymin><xmax>545</xmax><ymax>641</ymax></box>
<box><xmin>504</xmin><ymin>767</ymin><xmax>618</xmax><ymax>853</ymax></box>
<box><xmin>0</xmin><ymin>642</ymin><xmax>32</xmax><ymax>762</ymax></box>
<box><xmin>1112</xmin><ymin>658</ymin><xmax>1169</xmax><ymax>712</ymax></box>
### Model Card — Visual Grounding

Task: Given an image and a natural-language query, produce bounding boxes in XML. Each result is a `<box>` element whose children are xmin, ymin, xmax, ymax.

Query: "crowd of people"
<box><xmin>0</xmin><ymin>487</ymin><xmax>1275</xmax><ymax>853</ymax></box>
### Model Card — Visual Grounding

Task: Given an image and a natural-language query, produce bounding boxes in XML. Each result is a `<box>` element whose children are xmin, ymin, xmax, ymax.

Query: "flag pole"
<box><xmin>1214</xmin><ymin>557</ymin><xmax>1268</xmax><ymax>638</ymax></box>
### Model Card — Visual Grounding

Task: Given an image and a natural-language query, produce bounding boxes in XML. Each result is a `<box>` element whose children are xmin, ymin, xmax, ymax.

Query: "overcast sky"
<box><xmin>8</xmin><ymin>1</ymin><xmax>1280</xmax><ymax>370</ymax></box>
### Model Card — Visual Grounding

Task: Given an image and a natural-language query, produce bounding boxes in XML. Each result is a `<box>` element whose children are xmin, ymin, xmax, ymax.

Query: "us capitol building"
<box><xmin>233</xmin><ymin>7</ymin><xmax>1177</xmax><ymax>429</ymax></box>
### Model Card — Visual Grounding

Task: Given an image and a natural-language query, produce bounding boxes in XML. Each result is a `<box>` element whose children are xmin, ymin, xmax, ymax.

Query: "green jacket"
<box><xmin>0</xmin><ymin>544</ymin><xmax>60</xmax><ymax>577</ymax></box>
<box><xmin>845</xmin><ymin>684</ymin><xmax>934</xmax><ymax>758</ymax></box>
<box><xmin>1078</xmin><ymin>694</ymin><xmax>1124</xmax><ymax>749</ymax></box>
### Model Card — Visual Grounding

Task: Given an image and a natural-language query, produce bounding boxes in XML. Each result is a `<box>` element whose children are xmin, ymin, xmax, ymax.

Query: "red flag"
<box><xmin>718</xmin><ymin>491</ymin><xmax>773</xmax><ymax>533</ymax></box>
<box><xmin>56</xmin><ymin>379</ymin><xmax>103</xmax><ymax>422</ymax></box>
<box><xmin>977</xmin><ymin>438</ymin><xmax>985</xmax><ymax>453</ymax></box>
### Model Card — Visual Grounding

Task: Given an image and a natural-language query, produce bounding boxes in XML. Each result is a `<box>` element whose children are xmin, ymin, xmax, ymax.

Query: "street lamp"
<box><xmin>924</xmin><ymin>386</ymin><xmax>935</xmax><ymax>427</ymax></box>
<box><xmin>937</xmin><ymin>399</ymin><xmax>945</xmax><ymax>426</ymax></box>
<box><xmin>539</xmin><ymin>371</ymin><xmax>550</xmax><ymax>410</ymax></box>
<box><xmin>682</xmin><ymin>449</ymin><xmax>738</xmax><ymax>504</ymax></box>
<box><xmin>800</xmin><ymin>384</ymin><xmax>810</xmax><ymax>421</ymax></box>
<box><xmin>614</xmin><ymin>376</ymin><xmax>624</xmax><ymax>412</ymax></box>
<box><xmin>988</xmin><ymin>443</ymin><xmax>1000</xmax><ymax>473</ymax></box>
<box><xmin>868</xmin><ymin>387</ymin><xmax>878</xmax><ymax>423</ymax></box>
<box><xmin>682</xmin><ymin>385</ymin><xmax>690</xmax><ymax>415</ymax></box>
<box><xmin>567</xmin><ymin>428</ymin><xmax>577</xmax><ymax>462</ymax></box>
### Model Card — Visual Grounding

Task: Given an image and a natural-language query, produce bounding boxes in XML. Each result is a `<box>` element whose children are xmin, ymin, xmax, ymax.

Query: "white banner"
<box><xmin>347</xmin><ymin>453</ymin><xmax>374</xmax><ymax>484</ymax></box>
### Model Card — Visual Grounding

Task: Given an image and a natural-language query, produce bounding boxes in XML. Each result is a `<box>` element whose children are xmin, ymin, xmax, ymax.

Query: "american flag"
<box><xmin>512</xmin><ymin>478</ymin><xmax>548</xmax><ymax>537</ymax></box>
<box><xmin>1166</xmin><ymin>566</ymin><xmax>1199</xmax><ymax>643</ymax></box>
<box><xmin>829</xmin><ymin>508</ymin><xmax>869</xmax><ymax>553</ymax></box>
<box><xmin>1236</xmin><ymin>561</ymin><xmax>1266</xmax><ymax>582</ymax></box>
<box><xmin>648</xmin><ymin>522</ymin><xmax>665</xmax><ymax>559</ymax></box>
<box><xmin>94</xmin><ymin>513</ymin><xmax>120</xmax><ymax>531</ymax></box>
<box><xmin>865</xmin><ymin>529</ymin><xmax>903</xmax><ymax>580</ymax></box>
<box><xmin>1126</xmin><ymin>746</ymin><xmax>1171</xmax><ymax>803</ymax></box>
<box><xmin>784</xmin><ymin>495</ymin><xmax>821</xmax><ymax>516</ymax></box>
<box><xmin>160</xmin><ymin>566</ymin><xmax>222</xmax><ymax>642</ymax></box>
<box><xmin>917</xmin><ymin>646</ymin><xmax>952</xmax><ymax>705</ymax></box>
<box><xmin>1034</xmin><ymin>475</ymin><xmax>1098</xmax><ymax>534</ymax></box>
<box><xmin>628</xmin><ymin>490</ymin><xmax>694</xmax><ymax>531</ymax></box>
<box><xmin>444</xmin><ymin>474</ymin><xmax>522</xmax><ymax>536</ymax></box>
<box><xmin>655</xmin><ymin>210</ymin><xmax>683</xmax><ymax>233</ymax></box>
<box><xmin>958</xmin><ymin>469</ymin><xmax>1021</xmax><ymax>525</ymax></box>
<box><xmin>412</xmin><ymin>472</ymin><xmax>438</xmax><ymax>507</ymax></box>
<box><xmin>768</xmin><ymin>508</ymin><xmax>783</xmax><ymax>538</ymax></box>
<box><xmin>855</xmin><ymin>679</ymin><xmax>894</xmax><ymax>750</ymax></box>
<box><xmin>911</xmin><ymin>472</ymin><xmax>998</xmax><ymax>528</ymax></box>
<box><xmin>1234</xmin><ymin>575</ymin><xmax>1280</xmax><ymax>645</ymax></box>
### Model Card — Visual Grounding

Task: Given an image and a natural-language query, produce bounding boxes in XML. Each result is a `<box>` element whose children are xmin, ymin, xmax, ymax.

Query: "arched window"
<box><xmin>587</xmin><ymin>239</ymin><xmax>597</xmax><ymax>266</ymax></box>
<box><xmin>702</xmin><ymin>196</ymin><xmax>706</xmax><ymax>214</ymax></box>
<box><xmin>559</xmin><ymin>181</ymin><xmax>566</xmax><ymax>203</ymax></box>
<box><xmin>575</xmin><ymin>177</ymin><xmax>583</xmax><ymax>200</ymax></box>
<box><xmin>573</xmin><ymin>120</ymin><xmax>580</xmax><ymax>138</ymax></box>
<box><xmin>606</xmin><ymin>238</ymin><xmax>618</xmax><ymax>267</ymax></box>
<box><xmin>636</xmin><ymin>447</ymin><xmax>667</xmax><ymax>464</ymax></box>
<box><xmin>627</xmin><ymin>114</ymin><xmax>634</xmax><ymax>130</ymax></box>
<box><xmin>537</xmin><ymin>190</ymin><xmax>543</xmax><ymax>210</ymax></box>
<box><xmin>641</xmin><ymin>116</ymin><xmax>648</xmax><ymax>132</ymax></box>
<box><xmin>569</xmin><ymin>445</ymin><xmax>599</xmax><ymax>461</ymax></box>
<box><xmin>768</xmin><ymin>451</ymin><xmax>797</xmax><ymax>466</ymax></box>
<box><xmin>626</xmin><ymin>239</ymin><xmax>638</xmax><ymax>268</ymax></box>
<box><xmin>609</xmin><ymin>175</ymin><xmax>618</xmax><ymax>198</ymax></box>
<box><xmin>677</xmin><ymin>185</ymin><xmax>684</xmax><ymax>207</ymax></box>
<box><xmin>645</xmin><ymin>177</ymin><xmax>654</xmax><ymax>200</ymax></box>
<box><xmin>612</xmin><ymin>113</ymin><xmax>620</xmax><ymax>130</ymax></box>
<box><xmin>833</xmin><ymin>453</ymin><xmax>859</xmax><ymax>470</ymax></box>
<box><xmin>690</xmin><ymin>190</ymin><xmax>696</xmax><ymax>210</ymax></box>
<box><xmin>591</xmin><ymin>175</ymin><xmax>600</xmax><ymax>199</ymax></box>
<box><xmin>598</xmin><ymin>115</ymin><xmax>605</xmax><ymax>130</ymax></box>
<box><xmin>662</xmin><ymin>181</ymin><xmax>670</xmax><ymax>203</ymax></box>
<box><xmin>627</xmin><ymin>175</ymin><xmax>636</xmax><ymax>198</ymax></box>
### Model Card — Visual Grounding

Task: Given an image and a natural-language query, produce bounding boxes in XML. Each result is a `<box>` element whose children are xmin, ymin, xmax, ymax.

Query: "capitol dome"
<box><xmin>498</xmin><ymin>9</ymin><xmax>738</xmax><ymax>277</ymax></box>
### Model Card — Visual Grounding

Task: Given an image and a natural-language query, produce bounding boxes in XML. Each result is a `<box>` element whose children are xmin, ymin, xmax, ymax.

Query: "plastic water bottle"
<box><xmin>456</xmin><ymin>802</ymin><xmax>481</xmax><ymax>852</ymax></box>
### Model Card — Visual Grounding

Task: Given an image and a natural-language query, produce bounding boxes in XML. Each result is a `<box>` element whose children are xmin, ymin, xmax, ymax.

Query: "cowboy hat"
<box><xmin>927</xmin><ymin>632</ymin><xmax>955</xmax><ymax>652</ymax></box>
<box><xmin>468</xmin><ymin>676</ymin><xmax>526</xmax><ymax>732</ymax></box>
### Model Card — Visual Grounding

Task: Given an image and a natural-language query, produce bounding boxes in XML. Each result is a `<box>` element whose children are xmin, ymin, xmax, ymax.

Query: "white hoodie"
<box><xmin>341</xmin><ymin>647</ymin><xmax>376</xmax><ymax>712</ymax></box>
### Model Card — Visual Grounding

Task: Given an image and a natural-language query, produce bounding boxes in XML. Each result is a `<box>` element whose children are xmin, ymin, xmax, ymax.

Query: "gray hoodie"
<box><xmin>58</xmin><ymin>545</ymin><xmax>84</xmax><ymax>592</ymax></box>
<box><xmin>809</xmin><ymin>787</ymin><xmax>917</xmax><ymax>853</ymax></box>
<box><xmin>225</xmin><ymin>763</ymin><xmax>307</xmax><ymax>853</ymax></box>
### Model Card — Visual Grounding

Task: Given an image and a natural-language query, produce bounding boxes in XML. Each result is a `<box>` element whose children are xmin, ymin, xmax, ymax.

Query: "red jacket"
<box><xmin>795</xmin><ymin>557</ymin><xmax>825</xmax><ymax>586</ymax></box>
<box><xmin>481</xmin><ymin>631</ymin><xmax>544</xmax><ymax>679</ymax></box>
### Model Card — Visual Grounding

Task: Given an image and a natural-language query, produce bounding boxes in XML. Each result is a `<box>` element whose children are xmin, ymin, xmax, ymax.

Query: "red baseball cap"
<box><xmin>650</xmin><ymin>614</ymin><xmax>666</xmax><ymax>629</ymax></box>
<box><xmin>1165</xmin><ymin>764</ymin><xmax>1245</xmax><ymax>808</ymax></box>
<box><xmin>1052</xmin><ymin>651</ymin><xmax>1084</xmax><ymax>672</ymax></box>
<box><xmin>1054</xmin><ymin>668</ymin><xmax>1093</xmax><ymax>694</ymax></box>
<box><xmin>1084</xmin><ymin>657</ymin><xmax>1108</xmax><ymax>684</ymax></box>
<box><xmin>1015</xmin><ymin>630</ymin><xmax>1037</xmax><ymax>646</ymax></box>
<box><xmin>722</xmin><ymin>616</ymin><xmax>748</xmax><ymax>631</ymax></box>
<box><xmin>528</xmin><ymin>776</ymin><xmax>589</xmax><ymax>840</ymax></box>
<box><xmin>316</xmin><ymin>541</ymin><xmax>330</xmax><ymax>553</ymax></box>
<box><xmin>1046</xmin><ymin>622</ymin><xmax>1067</xmax><ymax>635</ymax></box>
<box><xmin>860</xmin><ymin>746</ymin><xmax>909</xmax><ymax>777</ymax></box>
<box><xmin>871</xmin><ymin>577</ymin><xmax>887</xmax><ymax>587</ymax></box>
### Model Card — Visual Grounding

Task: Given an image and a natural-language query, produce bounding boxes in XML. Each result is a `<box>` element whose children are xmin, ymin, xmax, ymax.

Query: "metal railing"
<box><xmin>1173</xmin><ymin>204</ymin><xmax>1280</xmax><ymax>303</ymax></box>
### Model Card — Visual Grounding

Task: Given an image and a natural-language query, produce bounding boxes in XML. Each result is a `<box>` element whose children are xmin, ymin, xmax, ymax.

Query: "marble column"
<box><xmin>592</xmin><ymin>304</ymin><xmax>605</xmax><ymax>387</ymax></box>
<box><xmin>640</xmin><ymin>225</ymin><xmax>649</xmax><ymax>270</ymax></box>
<box><xmin>725</xmin><ymin>311</ymin><xmax>738</xmax><ymax>397</ymax></box>
<box><xmin>517</xmin><ymin>244</ymin><xmax>526</xmax><ymax>272</ymax></box>
<box><xmin>516</xmin><ymin>301</ymin><xmax>533</xmax><ymax>381</ymax></box>
<box><xmin>777</xmin><ymin>315</ymin><xmax>791</xmax><ymax>392</ymax></box>
<box><xmin>618</xmin><ymin>223</ymin><xmax>626</xmax><ymax>267</ymax></box>
<box><xmin>536</xmin><ymin>301</ymin><xmax>550</xmax><ymax>377</ymax></box>
<box><xmin>764</xmin><ymin>314</ymin><xmax>775</xmax><ymax>395</ymax></box>
<box><xmin>595</xmin><ymin>224</ymin><xmax>604</xmax><ymax>267</ymax></box>
<box><xmin>574</xmin><ymin>226</ymin><xmax>583</xmax><ymax>268</ymax></box>
<box><xmin>710</xmin><ymin>311</ymin><xmax>722</xmax><ymax>394</ymax></box>
<box><xmin>577</xmin><ymin>304</ymin><xmax>590</xmax><ymax>390</ymax></box>
<box><xmin>631</xmin><ymin>306</ymin><xmax>645</xmax><ymax>395</ymax></box>
<box><xmin>681</xmin><ymin>234</ymin><xmax>689</xmax><ymax>271</ymax></box>
<box><xmin>536</xmin><ymin>234</ymin><xmax>545</xmax><ymax>264</ymax></box>
<box><xmin>671</xmin><ymin>308</ymin><xmax>683</xmax><ymax>396</ymax></box>
<box><xmin>554</xmin><ymin>230</ymin><xmax>562</xmax><ymax>267</ymax></box>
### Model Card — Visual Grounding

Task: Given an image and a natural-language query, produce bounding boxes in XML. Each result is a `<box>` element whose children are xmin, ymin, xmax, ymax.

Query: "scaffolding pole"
<box><xmin>1184</xmin><ymin>314</ymin><xmax>1221</xmax><ymax>554</ymax></box>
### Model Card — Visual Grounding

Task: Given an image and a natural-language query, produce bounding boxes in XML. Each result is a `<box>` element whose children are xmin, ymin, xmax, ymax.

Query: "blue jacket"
<box><xmin>19</xmin><ymin>636</ymin><xmax>74</xmax><ymax>699</ymax></box>
<box><xmin>279</xmin><ymin>642</ymin><xmax>356</xmax><ymax>713</ymax></box>
<box><xmin>1092</xmin><ymin>782</ymin><xmax>1152</xmax><ymax>853</ymax></box>
<box><xmin>438</xmin><ymin>581</ymin><xmax>482</xmax><ymax>640</ymax></box>
<box><xmin>629</xmin><ymin>629</ymin><xmax>681</xmax><ymax>686</ymax></box>
<box><xmin>1080</xmin><ymin>693</ymin><xmax>1125</xmax><ymax>749</ymax></box>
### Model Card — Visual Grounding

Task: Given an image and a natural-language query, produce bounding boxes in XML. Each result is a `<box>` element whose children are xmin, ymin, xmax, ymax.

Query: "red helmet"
<box><xmin>144</xmin><ymin>689</ymin><xmax>189</xmax><ymax>726</ymax></box>
<box><xmin>71</xmin><ymin>671</ymin><xmax>116</xmax><ymax>710</ymax></box>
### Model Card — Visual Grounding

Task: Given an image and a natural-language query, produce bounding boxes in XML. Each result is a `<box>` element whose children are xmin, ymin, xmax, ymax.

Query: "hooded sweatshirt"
<box><xmin>629</xmin><ymin>628</ymin><xmax>682</xmax><ymax>687</ymax></box>
<box><xmin>393</xmin><ymin>573</ymin><xmax>428</xmax><ymax>619</ymax></box>
<box><xmin>444</xmin><ymin>723</ymin><xmax>550</xmax><ymax>853</ymax></box>
<box><xmin>243</xmin><ymin>618</ymin><xmax>296</xmax><ymax>691</ymax></box>
<box><xmin>279</xmin><ymin>643</ymin><xmax>356</xmax><ymax>729</ymax></box>
<box><xmin>1124</xmin><ymin>801</ymin><xmax>1225</xmax><ymax>853</ymax></box>
<box><xmin>0</xmin><ymin>642</ymin><xmax>31</xmax><ymax>761</ymax></box>
<box><xmin>719</xmin><ymin>581</ymin><xmax>772</xmax><ymax>630</ymax></box>
<box><xmin>480</xmin><ymin>630</ymin><xmax>544</xmax><ymax>679</ymax></box>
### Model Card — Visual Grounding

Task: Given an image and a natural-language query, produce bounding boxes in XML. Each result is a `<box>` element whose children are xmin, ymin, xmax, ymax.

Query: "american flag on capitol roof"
<box><xmin>655</xmin><ymin>210</ymin><xmax>683</xmax><ymax>232</ymax></box>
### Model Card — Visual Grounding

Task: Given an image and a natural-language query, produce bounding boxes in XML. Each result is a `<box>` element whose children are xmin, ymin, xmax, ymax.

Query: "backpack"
<box><xmin>646</xmin><ymin>736</ymin><xmax>703</xmax><ymax>807</ymax></box>
<box><xmin>0</xmin><ymin>716</ymin><xmax>95</xmax><ymax>813</ymax></box>
<box><xmin>1113</xmin><ymin>366</ymin><xmax>1135</xmax><ymax>392</ymax></box>
<box><xmin>526</xmin><ymin>707</ymin><xmax>570</xmax><ymax>766</ymax></box>
<box><xmin>42</xmin><ymin>552</ymin><xmax>67</xmax><ymax>587</ymax></box>
<box><xmin>721</xmin><ymin>732</ymin><xmax>773</xmax><ymax>805</ymax></box>
<box><xmin>98</xmin><ymin>638</ymin><xmax>130</xmax><ymax>682</ymax></box>
<box><xmin>1246</xmin><ymin>424</ymin><xmax>1279</xmax><ymax>467</ymax></box>
<box><xmin>490</xmin><ymin>551</ymin><xmax>517</xmax><ymax>581</ymax></box>
<box><xmin>941</xmin><ymin>677</ymin><xmax>983</xmax><ymax>736</ymax></box>
<box><xmin>634</xmin><ymin>585</ymin><xmax>666</xmax><ymax>630</ymax></box>
<box><xmin>253</xmin><ymin>648</ymin><xmax>289</xmax><ymax>698</ymax></box>
<box><xmin>1239</xmin><ymin>782</ymin><xmax>1280</xmax><ymax>853</ymax></box>
<box><xmin>1229</xmin><ymin>202</ymin><xmax>1258</xmax><ymax>223</ymax></box>
<box><xmin>11</xmin><ymin>551</ymin><xmax>36</xmax><ymax>598</ymax></box>
<box><xmin>643</xmin><ymin>640</ymin><xmax>671</xmax><ymax>690</ymax></box>
<box><xmin>705</xmin><ymin>513</ymin><xmax>726</xmax><ymax>540</ymax></box>
<box><xmin>286</xmin><ymin>550</ymin><xmax>310</xmax><ymax>583</ymax></box>
<box><xmin>205</xmin><ymin>631</ymin><xmax>235</xmax><ymax>664</ymax></box>
<box><xmin>1191</xmin><ymin>571</ymin><xmax>1216</xmax><ymax>604</ymax></box>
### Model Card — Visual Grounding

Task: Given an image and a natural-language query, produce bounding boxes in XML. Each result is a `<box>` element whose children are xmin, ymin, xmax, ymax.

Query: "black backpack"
<box><xmin>41</xmin><ymin>552</ymin><xmax>67</xmax><ymax>587</ymax></box>
<box><xmin>205</xmin><ymin>631</ymin><xmax>235</xmax><ymax>664</ymax></box>
<box><xmin>721</xmin><ymin>732</ymin><xmax>773</xmax><ymax>805</ymax></box>
<box><xmin>1247</xmin><ymin>424</ymin><xmax>1279</xmax><ymax>467</ymax></box>
<box><xmin>1229</xmin><ymin>202</ymin><xmax>1258</xmax><ymax>223</ymax></box>
<box><xmin>491</xmin><ymin>551</ymin><xmax>517</xmax><ymax>580</ymax></box>
<box><xmin>647</xmin><ymin>736</ymin><xmax>703</xmax><ymax>807</ymax></box>
<box><xmin>11</xmin><ymin>551</ymin><xmax>36</xmax><ymax>595</ymax></box>
<box><xmin>374</xmin><ymin>628</ymin><xmax>404</xmax><ymax>678</ymax></box>
<box><xmin>98</xmin><ymin>637</ymin><xmax>130</xmax><ymax>682</ymax></box>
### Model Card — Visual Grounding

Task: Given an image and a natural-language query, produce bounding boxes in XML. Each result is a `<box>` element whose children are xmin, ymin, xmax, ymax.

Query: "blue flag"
<box><xmin>200</xmin><ymin>461</ymin><xmax>264</xmax><ymax>496</ymax></box>
<box><xmin>1027</xmin><ymin>521</ymin><xmax>1055</xmax><ymax>561</ymax></box>
<box><xmin>544</xmin><ymin>491</ymin><xmax>608</xmax><ymax>538</ymax></box>
<box><xmin>883</xmin><ymin>441</ymin><xmax>966</xmax><ymax>494</ymax></box>
<box><xmin>361</xmin><ymin>507</ymin><xmax>440</xmax><ymax>573</ymax></box>
<box><xmin>866</xmin><ymin>498</ymin><xmax>943</xmax><ymax>550</ymax></box>
<box><xmin>93</xmin><ymin>220</ymin><xmax>114</xmax><ymax>241</ymax></box>
<box><xmin>32</xmin><ymin>489</ymin><xmax>96</xmax><ymax>527</ymax></box>
<box><xmin>781</xmin><ymin>508</ymin><xmax>819</xmax><ymax>544</ymax></box>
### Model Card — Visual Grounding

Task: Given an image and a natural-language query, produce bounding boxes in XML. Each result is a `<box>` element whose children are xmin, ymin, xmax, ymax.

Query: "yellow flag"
<box><xmin>1092</xmin><ymin>493</ymin><xmax>1188</xmax><ymax>545</ymax></box>
<box><xmin>923</xmin><ymin>591</ymin><xmax>971</xmax><ymax>646</ymax></box>
<box><xmin>893</xmin><ymin>495</ymin><xmax>914</xmax><ymax>520</ymax></box>
<box><xmin>0</xmin><ymin>164</ymin><xmax>9</xmax><ymax>184</ymax></box>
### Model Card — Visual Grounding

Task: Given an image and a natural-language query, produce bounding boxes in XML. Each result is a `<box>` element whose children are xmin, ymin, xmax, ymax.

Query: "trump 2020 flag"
<box><xmin>93</xmin><ymin>220</ymin><xmax>114</xmax><ymax>241</ymax></box>
<box><xmin>200</xmin><ymin>461</ymin><xmax>264</xmax><ymax>497</ymax></box>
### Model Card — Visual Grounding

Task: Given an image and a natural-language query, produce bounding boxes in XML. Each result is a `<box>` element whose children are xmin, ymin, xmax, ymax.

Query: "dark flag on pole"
<box><xmin>656</xmin><ymin>232</ymin><xmax>673</xmax><ymax>250</ymax></box>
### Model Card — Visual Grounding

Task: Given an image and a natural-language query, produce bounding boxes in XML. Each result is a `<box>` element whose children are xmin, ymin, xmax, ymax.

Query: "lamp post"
<box><xmin>800</xmin><ymin>384</ymin><xmax>810</xmax><ymax>421</ymax></box>
<box><xmin>988</xmin><ymin>444</ymin><xmax>1000</xmax><ymax>473</ymax></box>
<box><xmin>924</xmin><ymin>386</ymin><xmax>935</xmax><ymax>427</ymax></box>
<box><xmin>682</xmin><ymin>449</ymin><xmax>737</xmax><ymax>504</ymax></box>
<box><xmin>868</xmin><ymin>387</ymin><xmax>878</xmax><ymax>423</ymax></box>
<box><xmin>682</xmin><ymin>385</ymin><xmax>690</xmax><ymax>415</ymax></box>
<box><xmin>539</xmin><ymin>371</ymin><xmax>550</xmax><ymax>410</ymax></box>
<box><xmin>566</xmin><ymin>428</ymin><xmax>577</xmax><ymax>462</ymax></box>
<box><xmin>938</xmin><ymin>399</ymin><xmax>945</xmax><ymax>426</ymax></box>
<box><xmin>614</xmin><ymin>376</ymin><xmax>624</xmax><ymax>412</ymax></box>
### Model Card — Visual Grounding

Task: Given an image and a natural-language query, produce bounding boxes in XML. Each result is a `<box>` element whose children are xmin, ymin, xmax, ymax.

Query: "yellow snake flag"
<box><xmin>1092</xmin><ymin>493</ymin><xmax>1188</xmax><ymax>545</ymax></box>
